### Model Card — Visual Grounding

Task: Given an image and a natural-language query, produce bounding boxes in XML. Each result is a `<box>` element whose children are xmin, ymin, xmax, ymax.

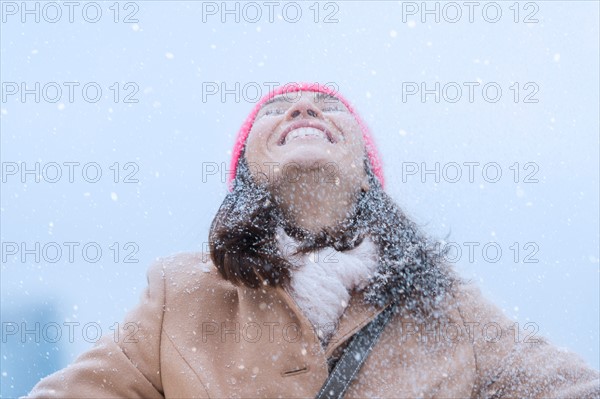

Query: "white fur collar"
<box><xmin>276</xmin><ymin>227</ymin><xmax>379</xmax><ymax>345</ymax></box>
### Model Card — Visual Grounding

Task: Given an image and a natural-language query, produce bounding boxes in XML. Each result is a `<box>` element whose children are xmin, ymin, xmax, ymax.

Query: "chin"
<box><xmin>278</xmin><ymin>148</ymin><xmax>338</xmax><ymax>170</ymax></box>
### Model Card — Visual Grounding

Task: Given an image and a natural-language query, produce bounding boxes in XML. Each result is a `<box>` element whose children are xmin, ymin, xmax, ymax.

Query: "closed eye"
<box><xmin>263</xmin><ymin>108</ymin><xmax>286</xmax><ymax>116</ymax></box>
<box><xmin>322</xmin><ymin>106</ymin><xmax>346</xmax><ymax>113</ymax></box>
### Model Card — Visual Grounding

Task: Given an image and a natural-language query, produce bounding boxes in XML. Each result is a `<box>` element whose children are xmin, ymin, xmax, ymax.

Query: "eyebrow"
<box><xmin>261</xmin><ymin>92</ymin><xmax>342</xmax><ymax>107</ymax></box>
<box><xmin>314</xmin><ymin>92</ymin><xmax>341</xmax><ymax>102</ymax></box>
<box><xmin>262</xmin><ymin>95</ymin><xmax>289</xmax><ymax>106</ymax></box>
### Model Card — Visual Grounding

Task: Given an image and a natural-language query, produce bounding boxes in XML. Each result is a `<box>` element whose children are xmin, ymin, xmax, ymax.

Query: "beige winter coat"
<box><xmin>26</xmin><ymin>253</ymin><xmax>600</xmax><ymax>398</ymax></box>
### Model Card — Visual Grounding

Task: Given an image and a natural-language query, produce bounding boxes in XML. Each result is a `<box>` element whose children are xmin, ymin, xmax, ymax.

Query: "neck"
<box><xmin>272</xmin><ymin>169</ymin><xmax>360</xmax><ymax>234</ymax></box>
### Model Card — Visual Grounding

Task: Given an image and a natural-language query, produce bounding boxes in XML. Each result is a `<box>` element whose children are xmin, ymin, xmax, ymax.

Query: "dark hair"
<box><xmin>209</xmin><ymin>152</ymin><xmax>457</xmax><ymax>316</ymax></box>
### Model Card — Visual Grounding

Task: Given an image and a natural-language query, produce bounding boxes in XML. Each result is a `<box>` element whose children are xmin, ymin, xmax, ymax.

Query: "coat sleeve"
<box><xmin>454</xmin><ymin>283</ymin><xmax>600</xmax><ymax>399</ymax></box>
<box><xmin>23</xmin><ymin>260</ymin><xmax>167</xmax><ymax>399</ymax></box>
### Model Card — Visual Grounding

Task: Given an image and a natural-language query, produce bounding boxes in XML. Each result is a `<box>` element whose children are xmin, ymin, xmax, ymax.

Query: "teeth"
<box><xmin>284</xmin><ymin>127</ymin><xmax>327</xmax><ymax>144</ymax></box>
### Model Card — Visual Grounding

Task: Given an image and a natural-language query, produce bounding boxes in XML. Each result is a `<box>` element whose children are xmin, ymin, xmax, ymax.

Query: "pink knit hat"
<box><xmin>228</xmin><ymin>82</ymin><xmax>384</xmax><ymax>190</ymax></box>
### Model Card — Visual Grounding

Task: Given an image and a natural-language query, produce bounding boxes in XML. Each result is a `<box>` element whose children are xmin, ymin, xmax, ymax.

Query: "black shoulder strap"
<box><xmin>315</xmin><ymin>303</ymin><xmax>397</xmax><ymax>399</ymax></box>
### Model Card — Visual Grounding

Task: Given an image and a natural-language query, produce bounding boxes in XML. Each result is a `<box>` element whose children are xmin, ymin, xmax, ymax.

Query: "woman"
<box><xmin>26</xmin><ymin>83</ymin><xmax>599</xmax><ymax>398</ymax></box>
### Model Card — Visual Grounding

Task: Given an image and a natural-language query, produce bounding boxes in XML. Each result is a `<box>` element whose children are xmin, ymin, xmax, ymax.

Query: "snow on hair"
<box><xmin>209</xmin><ymin>152</ymin><xmax>458</xmax><ymax>317</ymax></box>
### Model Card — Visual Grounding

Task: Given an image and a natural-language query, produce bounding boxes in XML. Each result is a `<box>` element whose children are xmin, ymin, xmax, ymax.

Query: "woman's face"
<box><xmin>244</xmin><ymin>91</ymin><xmax>368</xmax><ymax>187</ymax></box>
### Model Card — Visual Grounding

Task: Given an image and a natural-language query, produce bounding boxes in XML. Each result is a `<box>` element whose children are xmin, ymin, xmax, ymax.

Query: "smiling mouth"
<box><xmin>278</xmin><ymin>123</ymin><xmax>335</xmax><ymax>145</ymax></box>
<box><xmin>282</xmin><ymin>127</ymin><xmax>333</xmax><ymax>145</ymax></box>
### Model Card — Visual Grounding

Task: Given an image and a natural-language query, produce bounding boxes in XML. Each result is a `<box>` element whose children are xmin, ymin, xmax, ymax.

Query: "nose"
<box><xmin>285</xmin><ymin>98</ymin><xmax>322</xmax><ymax>120</ymax></box>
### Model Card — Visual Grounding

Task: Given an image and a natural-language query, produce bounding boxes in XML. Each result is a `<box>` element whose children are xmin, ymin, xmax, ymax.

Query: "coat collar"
<box><xmin>272</xmin><ymin>227</ymin><xmax>389</xmax><ymax>358</ymax></box>
<box><xmin>275</xmin><ymin>283</ymin><xmax>388</xmax><ymax>359</ymax></box>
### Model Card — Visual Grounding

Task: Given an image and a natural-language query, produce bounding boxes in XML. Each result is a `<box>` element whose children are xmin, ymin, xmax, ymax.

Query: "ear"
<box><xmin>360</xmin><ymin>171</ymin><xmax>371</xmax><ymax>192</ymax></box>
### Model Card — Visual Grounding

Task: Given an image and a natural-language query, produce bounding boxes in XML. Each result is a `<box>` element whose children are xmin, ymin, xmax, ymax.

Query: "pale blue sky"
<box><xmin>1</xmin><ymin>2</ymin><xmax>598</xmax><ymax>397</ymax></box>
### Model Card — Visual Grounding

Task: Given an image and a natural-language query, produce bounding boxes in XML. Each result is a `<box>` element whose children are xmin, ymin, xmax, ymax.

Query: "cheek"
<box><xmin>330</xmin><ymin>115</ymin><xmax>363</xmax><ymax>146</ymax></box>
<box><xmin>250</xmin><ymin>116</ymin><xmax>279</xmax><ymax>137</ymax></box>
<box><xmin>334</xmin><ymin>114</ymin><xmax>363</xmax><ymax>133</ymax></box>
<box><xmin>245</xmin><ymin>121</ymin><xmax>276</xmax><ymax>162</ymax></box>
<box><xmin>331</xmin><ymin>117</ymin><xmax>367</xmax><ymax>171</ymax></box>
<box><xmin>333</xmin><ymin>116</ymin><xmax>365</xmax><ymax>150</ymax></box>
